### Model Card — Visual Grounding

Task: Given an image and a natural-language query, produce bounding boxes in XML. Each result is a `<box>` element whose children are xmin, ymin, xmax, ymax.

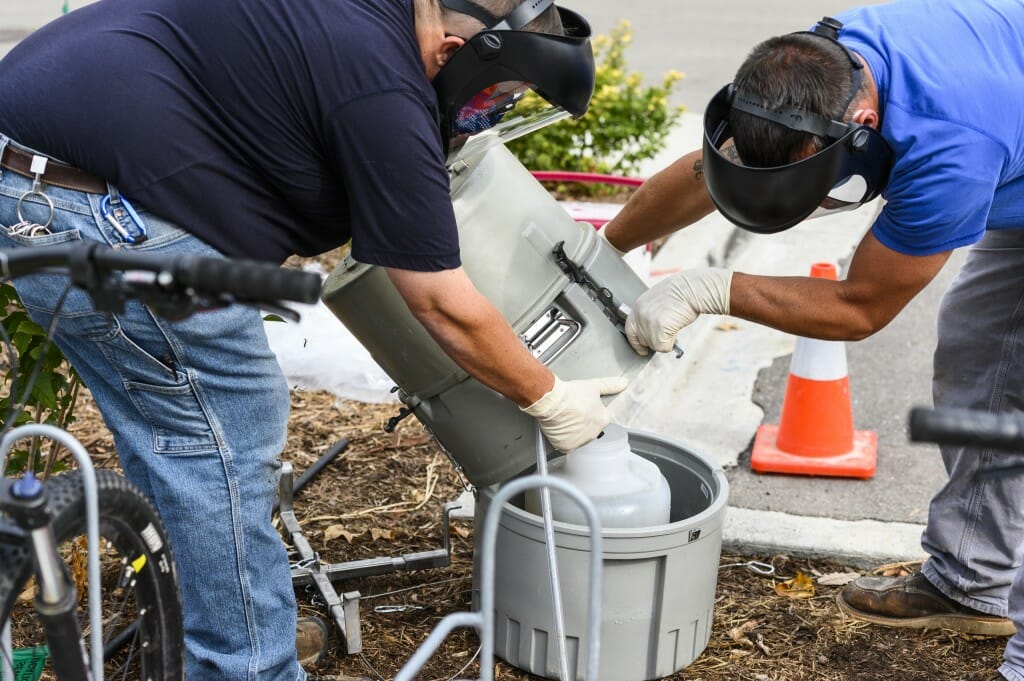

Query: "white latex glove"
<box><xmin>597</xmin><ymin>224</ymin><xmax>627</xmax><ymax>257</ymax></box>
<box><xmin>625</xmin><ymin>267</ymin><xmax>733</xmax><ymax>355</ymax></box>
<box><xmin>522</xmin><ymin>376</ymin><xmax>629</xmax><ymax>452</ymax></box>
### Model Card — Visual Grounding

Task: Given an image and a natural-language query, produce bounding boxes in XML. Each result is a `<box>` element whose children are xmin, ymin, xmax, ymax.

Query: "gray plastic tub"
<box><xmin>474</xmin><ymin>429</ymin><xmax>728</xmax><ymax>681</ymax></box>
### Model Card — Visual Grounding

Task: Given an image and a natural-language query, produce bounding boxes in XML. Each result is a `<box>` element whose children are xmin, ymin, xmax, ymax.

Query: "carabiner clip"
<box><xmin>721</xmin><ymin>560</ymin><xmax>776</xmax><ymax>576</ymax></box>
<box><xmin>373</xmin><ymin>604</ymin><xmax>426</xmax><ymax>614</ymax></box>
<box><xmin>100</xmin><ymin>193</ymin><xmax>148</xmax><ymax>244</ymax></box>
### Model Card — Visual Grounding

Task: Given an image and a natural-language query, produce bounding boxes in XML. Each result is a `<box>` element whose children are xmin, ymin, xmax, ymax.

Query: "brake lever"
<box><xmin>121</xmin><ymin>278</ymin><xmax>234</xmax><ymax>321</ymax></box>
<box><xmin>151</xmin><ymin>295</ymin><xmax>303</xmax><ymax>323</ymax></box>
<box><xmin>142</xmin><ymin>291</ymin><xmax>230</xmax><ymax>322</ymax></box>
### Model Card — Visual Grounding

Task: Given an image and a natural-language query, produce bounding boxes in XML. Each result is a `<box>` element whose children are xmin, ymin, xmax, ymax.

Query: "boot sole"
<box><xmin>836</xmin><ymin>591</ymin><xmax>1017</xmax><ymax>636</ymax></box>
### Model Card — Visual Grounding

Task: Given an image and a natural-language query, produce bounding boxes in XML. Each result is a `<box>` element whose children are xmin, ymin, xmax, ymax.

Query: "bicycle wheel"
<box><xmin>3</xmin><ymin>469</ymin><xmax>184</xmax><ymax>680</ymax></box>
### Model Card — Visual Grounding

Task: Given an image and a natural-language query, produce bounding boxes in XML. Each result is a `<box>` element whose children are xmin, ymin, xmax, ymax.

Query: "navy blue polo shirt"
<box><xmin>0</xmin><ymin>0</ymin><xmax>461</xmax><ymax>269</ymax></box>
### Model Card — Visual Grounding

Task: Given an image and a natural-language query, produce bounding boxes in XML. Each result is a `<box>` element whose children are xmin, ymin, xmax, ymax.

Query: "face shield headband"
<box><xmin>701</xmin><ymin>17</ymin><xmax>895</xmax><ymax>234</ymax></box>
<box><xmin>433</xmin><ymin>3</ymin><xmax>595</xmax><ymax>153</ymax></box>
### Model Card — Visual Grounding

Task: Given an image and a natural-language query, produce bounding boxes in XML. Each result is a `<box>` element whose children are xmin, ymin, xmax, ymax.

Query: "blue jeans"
<box><xmin>919</xmin><ymin>229</ymin><xmax>1024</xmax><ymax>680</ymax></box>
<box><xmin>0</xmin><ymin>135</ymin><xmax>303</xmax><ymax>681</ymax></box>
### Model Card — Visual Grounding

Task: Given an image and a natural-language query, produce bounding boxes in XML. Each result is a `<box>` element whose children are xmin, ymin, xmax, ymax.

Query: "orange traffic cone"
<box><xmin>750</xmin><ymin>262</ymin><xmax>878</xmax><ymax>479</ymax></box>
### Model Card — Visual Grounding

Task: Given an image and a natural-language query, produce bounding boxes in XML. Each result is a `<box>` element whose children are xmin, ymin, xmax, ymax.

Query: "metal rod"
<box><xmin>391</xmin><ymin>475</ymin><xmax>603</xmax><ymax>681</ymax></box>
<box><xmin>272</xmin><ymin>438</ymin><xmax>349</xmax><ymax>514</ymax></box>
<box><xmin>392</xmin><ymin>612</ymin><xmax>480</xmax><ymax>681</ymax></box>
<box><xmin>534</xmin><ymin>426</ymin><xmax>571</xmax><ymax>681</ymax></box>
<box><xmin>1</xmin><ymin>620</ymin><xmax>13</xmax><ymax>681</ymax></box>
<box><xmin>28</xmin><ymin>525</ymin><xmax>66</xmax><ymax>604</ymax></box>
<box><xmin>478</xmin><ymin>476</ymin><xmax>603</xmax><ymax>681</ymax></box>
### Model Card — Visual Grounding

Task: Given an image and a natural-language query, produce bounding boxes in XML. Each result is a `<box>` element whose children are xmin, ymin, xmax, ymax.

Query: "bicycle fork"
<box><xmin>2</xmin><ymin>475</ymin><xmax>92</xmax><ymax>681</ymax></box>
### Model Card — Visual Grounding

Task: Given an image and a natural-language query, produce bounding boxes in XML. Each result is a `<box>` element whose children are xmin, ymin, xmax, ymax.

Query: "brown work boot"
<box><xmin>296</xmin><ymin>616</ymin><xmax>329</xmax><ymax>668</ymax></box>
<box><xmin>837</xmin><ymin>571</ymin><xmax>1015</xmax><ymax>636</ymax></box>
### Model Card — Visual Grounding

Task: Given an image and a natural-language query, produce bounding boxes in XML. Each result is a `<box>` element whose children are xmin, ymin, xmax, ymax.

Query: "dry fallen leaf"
<box><xmin>817</xmin><ymin>571</ymin><xmax>861</xmax><ymax>586</ymax></box>
<box><xmin>69</xmin><ymin>535</ymin><xmax>89</xmax><ymax>596</ymax></box>
<box><xmin>370</xmin><ymin>527</ymin><xmax>394</xmax><ymax>541</ymax></box>
<box><xmin>872</xmin><ymin>560</ymin><xmax>921</xmax><ymax>578</ymax></box>
<box><xmin>18</xmin><ymin>580</ymin><xmax>34</xmax><ymax>603</ymax></box>
<box><xmin>323</xmin><ymin>524</ymin><xmax>360</xmax><ymax>543</ymax></box>
<box><xmin>728</xmin><ymin>618</ymin><xmax>761</xmax><ymax>646</ymax></box>
<box><xmin>775</xmin><ymin>571</ymin><xmax>816</xmax><ymax>599</ymax></box>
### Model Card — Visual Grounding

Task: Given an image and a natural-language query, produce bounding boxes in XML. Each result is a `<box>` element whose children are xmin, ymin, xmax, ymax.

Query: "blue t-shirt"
<box><xmin>838</xmin><ymin>0</ymin><xmax>1024</xmax><ymax>256</ymax></box>
<box><xmin>0</xmin><ymin>0</ymin><xmax>461</xmax><ymax>268</ymax></box>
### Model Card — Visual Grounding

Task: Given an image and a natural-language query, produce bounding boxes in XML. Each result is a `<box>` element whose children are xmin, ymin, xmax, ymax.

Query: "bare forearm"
<box><xmin>414</xmin><ymin>294</ymin><xmax>554</xmax><ymax>406</ymax></box>
<box><xmin>730</xmin><ymin>233</ymin><xmax>952</xmax><ymax>341</ymax></box>
<box><xmin>387</xmin><ymin>267</ymin><xmax>553</xmax><ymax>406</ymax></box>
<box><xmin>603</xmin><ymin>150</ymin><xmax>715</xmax><ymax>252</ymax></box>
<box><xmin>730</xmin><ymin>273</ymin><xmax>881</xmax><ymax>341</ymax></box>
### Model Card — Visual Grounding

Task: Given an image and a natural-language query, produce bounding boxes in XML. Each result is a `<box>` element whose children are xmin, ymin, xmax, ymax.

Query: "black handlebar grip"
<box><xmin>909</xmin><ymin>406</ymin><xmax>1024</xmax><ymax>451</ymax></box>
<box><xmin>177</xmin><ymin>256</ymin><xmax>322</xmax><ymax>304</ymax></box>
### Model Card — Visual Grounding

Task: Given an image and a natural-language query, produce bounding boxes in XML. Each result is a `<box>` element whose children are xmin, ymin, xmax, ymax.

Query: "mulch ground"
<box><xmin>56</xmin><ymin>388</ymin><xmax>1008</xmax><ymax>681</ymax></box>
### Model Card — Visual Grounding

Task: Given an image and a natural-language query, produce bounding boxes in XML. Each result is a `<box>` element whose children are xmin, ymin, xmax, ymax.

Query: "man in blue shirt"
<box><xmin>605</xmin><ymin>1</ymin><xmax>1024</xmax><ymax>678</ymax></box>
<box><xmin>0</xmin><ymin>1</ymin><xmax>620</xmax><ymax>679</ymax></box>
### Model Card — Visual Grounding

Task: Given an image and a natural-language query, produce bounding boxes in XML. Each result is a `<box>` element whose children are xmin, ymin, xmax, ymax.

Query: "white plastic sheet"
<box><xmin>265</xmin><ymin>266</ymin><xmax>398</xmax><ymax>404</ymax></box>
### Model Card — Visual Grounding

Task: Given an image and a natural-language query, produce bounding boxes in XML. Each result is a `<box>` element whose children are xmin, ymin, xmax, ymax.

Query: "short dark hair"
<box><xmin>441</xmin><ymin>0</ymin><xmax>564</xmax><ymax>35</ymax></box>
<box><xmin>730</xmin><ymin>33</ymin><xmax>864</xmax><ymax>167</ymax></box>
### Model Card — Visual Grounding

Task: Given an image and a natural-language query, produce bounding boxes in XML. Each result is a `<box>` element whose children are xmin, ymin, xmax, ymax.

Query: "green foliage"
<box><xmin>0</xmin><ymin>282</ymin><xmax>80</xmax><ymax>476</ymax></box>
<box><xmin>507</xmin><ymin>20</ymin><xmax>684</xmax><ymax>178</ymax></box>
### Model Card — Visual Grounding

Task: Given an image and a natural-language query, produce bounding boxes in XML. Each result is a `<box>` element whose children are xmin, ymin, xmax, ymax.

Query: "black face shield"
<box><xmin>433</xmin><ymin>1</ymin><xmax>595</xmax><ymax>153</ymax></box>
<box><xmin>702</xmin><ymin>17</ymin><xmax>895</xmax><ymax>234</ymax></box>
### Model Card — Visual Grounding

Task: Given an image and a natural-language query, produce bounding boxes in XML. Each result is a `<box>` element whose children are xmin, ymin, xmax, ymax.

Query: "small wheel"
<box><xmin>4</xmin><ymin>469</ymin><xmax>184</xmax><ymax>680</ymax></box>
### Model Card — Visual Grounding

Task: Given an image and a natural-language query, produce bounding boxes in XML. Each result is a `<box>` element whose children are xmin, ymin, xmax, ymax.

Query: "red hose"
<box><xmin>530</xmin><ymin>171</ymin><xmax>644</xmax><ymax>188</ymax></box>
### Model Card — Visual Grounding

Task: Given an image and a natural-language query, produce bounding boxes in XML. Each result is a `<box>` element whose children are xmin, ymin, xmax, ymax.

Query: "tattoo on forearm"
<box><xmin>693</xmin><ymin>159</ymin><xmax>704</xmax><ymax>181</ymax></box>
<box><xmin>723</xmin><ymin>144</ymin><xmax>741</xmax><ymax>163</ymax></box>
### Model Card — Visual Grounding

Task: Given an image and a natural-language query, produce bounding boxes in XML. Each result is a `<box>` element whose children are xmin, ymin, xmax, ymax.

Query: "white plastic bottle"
<box><xmin>526</xmin><ymin>424</ymin><xmax>672</xmax><ymax>528</ymax></box>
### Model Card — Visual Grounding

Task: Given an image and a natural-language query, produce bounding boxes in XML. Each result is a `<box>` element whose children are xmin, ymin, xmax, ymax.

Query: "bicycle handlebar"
<box><xmin>909</xmin><ymin>406</ymin><xmax>1024</xmax><ymax>451</ymax></box>
<box><xmin>0</xmin><ymin>243</ymin><xmax>322</xmax><ymax>305</ymax></box>
<box><xmin>171</xmin><ymin>254</ymin><xmax>321</xmax><ymax>304</ymax></box>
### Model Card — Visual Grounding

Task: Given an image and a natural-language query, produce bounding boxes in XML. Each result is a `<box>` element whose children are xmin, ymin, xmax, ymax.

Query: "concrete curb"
<box><xmin>724</xmin><ymin>508</ymin><xmax>927</xmax><ymax>569</ymax></box>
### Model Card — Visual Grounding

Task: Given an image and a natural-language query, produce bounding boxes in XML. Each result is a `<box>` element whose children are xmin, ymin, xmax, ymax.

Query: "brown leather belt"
<box><xmin>1</xmin><ymin>145</ymin><xmax>107</xmax><ymax>195</ymax></box>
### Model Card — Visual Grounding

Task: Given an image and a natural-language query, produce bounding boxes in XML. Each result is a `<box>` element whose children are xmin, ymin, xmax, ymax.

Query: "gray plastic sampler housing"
<box><xmin>321</xmin><ymin>135</ymin><xmax>652</xmax><ymax>486</ymax></box>
<box><xmin>474</xmin><ymin>429</ymin><xmax>729</xmax><ymax>681</ymax></box>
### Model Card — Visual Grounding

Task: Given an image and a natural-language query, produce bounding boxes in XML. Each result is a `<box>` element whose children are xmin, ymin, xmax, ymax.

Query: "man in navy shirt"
<box><xmin>0</xmin><ymin>1</ymin><xmax>620</xmax><ymax>679</ymax></box>
<box><xmin>605</xmin><ymin>1</ymin><xmax>1024</xmax><ymax>678</ymax></box>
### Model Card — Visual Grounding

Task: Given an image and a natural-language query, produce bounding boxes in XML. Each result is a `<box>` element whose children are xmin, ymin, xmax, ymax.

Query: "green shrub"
<box><xmin>1</xmin><ymin>283</ymin><xmax>80</xmax><ymax>476</ymax></box>
<box><xmin>507</xmin><ymin>20</ymin><xmax>684</xmax><ymax>179</ymax></box>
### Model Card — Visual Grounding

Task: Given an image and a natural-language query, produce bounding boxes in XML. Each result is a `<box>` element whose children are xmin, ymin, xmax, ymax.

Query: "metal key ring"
<box><xmin>16</xmin><ymin>190</ymin><xmax>55</xmax><ymax>229</ymax></box>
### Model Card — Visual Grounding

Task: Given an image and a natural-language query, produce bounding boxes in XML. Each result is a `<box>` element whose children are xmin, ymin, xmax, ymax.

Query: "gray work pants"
<box><xmin>917</xmin><ymin>228</ymin><xmax>1024</xmax><ymax>679</ymax></box>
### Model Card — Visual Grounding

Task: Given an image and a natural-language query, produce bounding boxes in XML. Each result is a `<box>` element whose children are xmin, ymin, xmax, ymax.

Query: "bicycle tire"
<box><xmin>3</xmin><ymin>469</ymin><xmax>184</xmax><ymax>680</ymax></box>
